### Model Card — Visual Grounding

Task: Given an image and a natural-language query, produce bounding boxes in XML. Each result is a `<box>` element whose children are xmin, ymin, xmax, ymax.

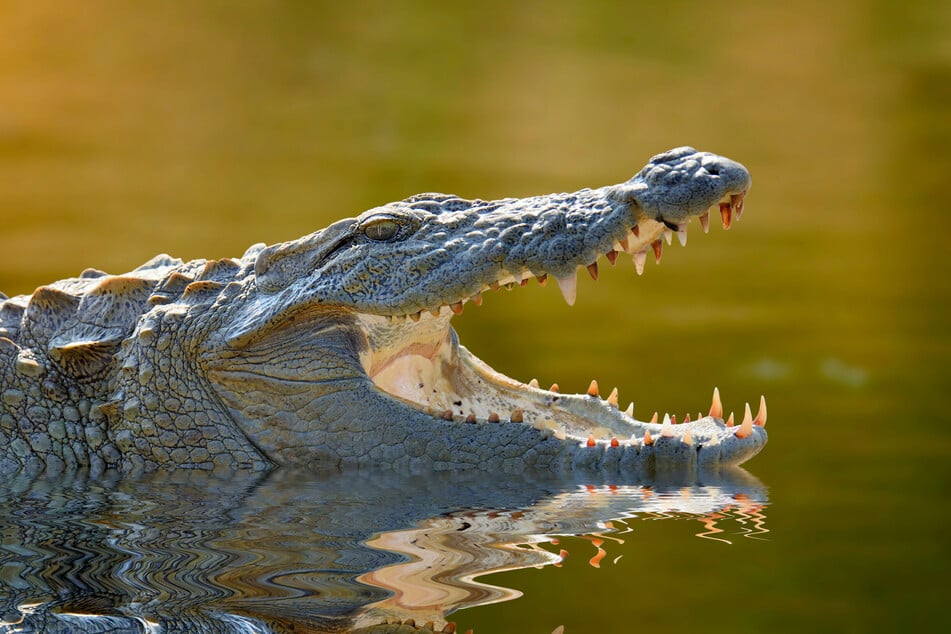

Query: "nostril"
<box><xmin>707</xmin><ymin>165</ymin><xmax>720</xmax><ymax>176</ymax></box>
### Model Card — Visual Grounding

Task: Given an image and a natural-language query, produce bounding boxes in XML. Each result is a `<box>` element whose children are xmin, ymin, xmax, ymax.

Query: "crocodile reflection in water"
<box><xmin>0</xmin><ymin>469</ymin><xmax>767</xmax><ymax>633</ymax></box>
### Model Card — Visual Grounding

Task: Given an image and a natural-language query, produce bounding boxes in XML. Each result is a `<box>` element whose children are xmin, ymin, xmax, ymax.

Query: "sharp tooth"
<box><xmin>607</xmin><ymin>387</ymin><xmax>619</xmax><ymax>407</ymax></box>
<box><xmin>587</xmin><ymin>262</ymin><xmax>599</xmax><ymax>280</ymax></box>
<box><xmin>684</xmin><ymin>413</ymin><xmax>691</xmax><ymax>422</ymax></box>
<box><xmin>471</xmin><ymin>293</ymin><xmax>483</xmax><ymax>306</ymax></box>
<box><xmin>682</xmin><ymin>431</ymin><xmax>693</xmax><ymax>445</ymax></box>
<box><xmin>430</xmin><ymin>307</ymin><xmax>442</xmax><ymax>317</ymax></box>
<box><xmin>556</xmin><ymin>274</ymin><xmax>577</xmax><ymax>306</ymax></box>
<box><xmin>732</xmin><ymin>193</ymin><xmax>746</xmax><ymax>220</ymax></box>
<box><xmin>409</xmin><ymin>311</ymin><xmax>421</xmax><ymax>322</ymax></box>
<box><xmin>632</xmin><ymin>225</ymin><xmax>640</xmax><ymax>237</ymax></box>
<box><xmin>465</xmin><ymin>413</ymin><xmax>477</xmax><ymax>423</ymax></box>
<box><xmin>537</xmin><ymin>273</ymin><xmax>548</xmax><ymax>286</ymax></box>
<box><xmin>450</xmin><ymin>301</ymin><xmax>464</xmax><ymax>314</ymax></box>
<box><xmin>554</xmin><ymin>429</ymin><xmax>566</xmax><ymax>440</ymax></box>
<box><xmin>709</xmin><ymin>386</ymin><xmax>723</xmax><ymax>418</ymax></box>
<box><xmin>529</xmin><ymin>378</ymin><xmax>539</xmax><ymax>388</ymax></box>
<box><xmin>707</xmin><ymin>432</ymin><xmax>720</xmax><ymax>446</ymax></box>
<box><xmin>720</xmin><ymin>202</ymin><xmax>733</xmax><ymax>229</ymax></box>
<box><xmin>488</xmin><ymin>412</ymin><xmax>500</xmax><ymax>423</ymax></box>
<box><xmin>619</xmin><ymin>235</ymin><xmax>630</xmax><ymax>252</ymax></box>
<box><xmin>735</xmin><ymin>403</ymin><xmax>754</xmax><ymax>438</ymax></box>
<box><xmin>643</xmin><ymin>430</ymin><xmax>654</xmax><ymax>445</ymax></box>
<box><xmin>670</xmin><ymin>414</ymin><xmax>677</xmax><ymax>424</ymax></box>
<box><xmin>726</xmin><ymin>411</ymin><xmax>735</xmax><ymax>427</ymax></box>
<box><xmin>664</xmin><ymin>228</ymin><xmax>673</xmax><ymax>245</ymax></box>
<box><xmin>661</xmin><ymin>413</ymin><xmax>675</xmax><ymax>437</ymax></box>
<box><xmin>587</xmin><ymin>380</ymin><xmax>600</xmax><ymax>397</ymax></box>
<box><xmin>651</xmin><ymin>240</ymin><xmax>663</xmax><ymax>263</ymax></box>
<box><xmin>550</xmin><ymin>383</ymin><xmax>560</xmax><ymax>392</ymax></box>
<box><xmin>699</xmin><ymin>210</ymin><xmax>710</xmax><ymax>233</ymax></box>
<box><xmin>677</xmin><ymin>226</ymin><xmax>687</xmax><ymax>246</ymax></box>
<box><xmin>606</xmin><ymin>250</ymin><xmax>618</xmax><ymax>265</ymax></box>
<box><xmin>587</xmin><ymin>435</ymin><xmax>597</xmax><ymax>447</ymax></box>
<box><xmin>633</xmin><ymin>250</ymin><xmax>647</xmax><ymax>275</ymax></box>
<box><xmin>755</xmin><ymin>395</ymin><xmax>767</xmax><ymax>427</ymax></box>
<box><xmin>624</xmin><ymin>402</ymin><xmax>634</xmax><ymax>417</ymax></box>
<box><xmin>610</xmin><ymin>437</ymin><xmax>619</xmax><ymax>447</ymax></box>
<box><xmin>650</xmin><ymin>411</ymin><xmax>658</xmax><ymax>423</ymax></box>
<box><xmin>510</xmin><ymin>408</ymin><xmax>524</xmax><ymax>423</ymax></box>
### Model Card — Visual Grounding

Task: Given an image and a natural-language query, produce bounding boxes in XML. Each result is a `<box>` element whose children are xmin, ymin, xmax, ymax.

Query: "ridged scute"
<box><xmin>47</xmin><ymin>275</ymin><xmax>158</xmax><ymax>379</ymax></box>
<box><xmin>23</xmin><ymin>287</ymin><xmax>82</xmax><ymax>346</ymax></box>
<box><xmin>0</xmin><ymin>296</ymin><xmax>27</xmax><ymax>340</ymax></box>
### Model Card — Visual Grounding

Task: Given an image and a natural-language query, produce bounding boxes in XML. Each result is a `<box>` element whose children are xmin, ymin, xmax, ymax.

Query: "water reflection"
<box><xmin>0</xmin><ymin>468</ymin><xmax>767</xmax><ymax>633</ymax></box>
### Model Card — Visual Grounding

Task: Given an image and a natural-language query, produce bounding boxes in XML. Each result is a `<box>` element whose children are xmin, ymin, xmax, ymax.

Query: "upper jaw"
<box><xmin>608</xmin><ymin>147</ymin><xmax>752</xmax><ymax>227</ymax></box>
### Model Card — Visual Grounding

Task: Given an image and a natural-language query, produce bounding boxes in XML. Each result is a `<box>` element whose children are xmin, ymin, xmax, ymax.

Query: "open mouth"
<box><xmin>357</xmin><ymin>191</ymin><xmax>766</xmax><ymax>453</ymax></box>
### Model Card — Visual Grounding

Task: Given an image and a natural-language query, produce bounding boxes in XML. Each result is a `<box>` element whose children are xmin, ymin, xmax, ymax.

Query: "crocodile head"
<box><xmin>203</xmin><ymin>147</ymin><xmax>766</xmax><ymax>472</ymax></box>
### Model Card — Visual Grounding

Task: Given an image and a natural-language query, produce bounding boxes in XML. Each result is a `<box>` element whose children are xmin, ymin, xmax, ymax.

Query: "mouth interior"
<box><xmin>357</xmin><ymin>193</ymin><xmax>746</xmax><ymax>443</ymax></box>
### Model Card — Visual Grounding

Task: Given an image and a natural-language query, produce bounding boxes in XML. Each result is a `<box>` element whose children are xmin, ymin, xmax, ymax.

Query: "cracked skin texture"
<box><xmin>0</xmin><ymin>147</ymin><xmax>766</xmax><ymax>476</ymax></box>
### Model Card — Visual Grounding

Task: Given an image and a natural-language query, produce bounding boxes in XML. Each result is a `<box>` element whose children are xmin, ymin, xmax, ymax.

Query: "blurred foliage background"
<box><xmin>0</xmin><ymin>1</ymin><xmax>949</xmax><ymax>631</ymax></box>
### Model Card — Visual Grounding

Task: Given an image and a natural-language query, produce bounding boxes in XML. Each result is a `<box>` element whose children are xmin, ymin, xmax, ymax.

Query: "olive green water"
<box><xmin>0</xmin><ymin>1</ymin><xmax>948</xmax><ymax>632</ymax></box>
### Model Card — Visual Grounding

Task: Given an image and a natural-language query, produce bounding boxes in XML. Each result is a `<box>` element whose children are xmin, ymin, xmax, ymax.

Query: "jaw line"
<box><xmin>357</xmin><ymin>311</ymin><xmax>644</xmax><ymax>443</ymax></box>
<box><xmin>355</xmin><ymin>189</ymin><xmax>756</xmax><ymax>448</ymax></box>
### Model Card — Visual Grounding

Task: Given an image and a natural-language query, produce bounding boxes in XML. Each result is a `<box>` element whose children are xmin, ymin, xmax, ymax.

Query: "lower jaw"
<box><xmin>369</xmin><ymin>330</ymin><xmax>651</xmax><ymax>442</ymax></box>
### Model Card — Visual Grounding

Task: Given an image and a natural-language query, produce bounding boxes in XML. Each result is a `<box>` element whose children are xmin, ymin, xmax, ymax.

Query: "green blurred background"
<box><xmin>0</xmin><ymin>1</ymin><xmax>948</xmax><ymax>631</ymax></box>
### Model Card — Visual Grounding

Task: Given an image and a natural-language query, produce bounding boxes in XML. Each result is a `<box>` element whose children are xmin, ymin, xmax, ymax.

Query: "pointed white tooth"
<box><xmin>624</xmin><ymin>402</ymin><xmax>634</xmax><ymax>418</ymax></box>
<box><xmin>676</xmin><ymin>226</ymin><xmax>687</xmax><ymax>247</ymax></box>
<box><xmin>754</xmin><ymin>395</ymin><xmax>767</xmax><ymax>427</ymax></box>
<box><xmin>709</xmin><ymin>386</ymin><xmax>723</xmax><ymax>419</ymax></box>
<box><xmin>735</xmin><ymin>402</ymin><xmax>754</xmax><ymax>438</ymax></box>
<box><xmin>633</xmin><ymin>250</ymin><xmax>647</xmax><ymax>276</ymax></box>
<box><xmin>554</xmin><ymin>429</ymin><xmax>566</xmax><ymax>441</ymax></box>
<box><xmin>529</xmin><ymin>378</ymin><xmax>539</xmax><ymax>388</ymax></box>
<box><xmin>699</xmin><ymin>210</ymin><xmax>710</xmax><ymax>234</ymax></box>
<box><xmin>707</xmin><ymin>432</ymin><xmax>720</xmax><ymax>446</ymax></box>
<box><xmin>664</xmin><ymin>229</ymin><xmax>673</xmax><ymax>245</ymax></box>
<box><xmin>661</xmin><ymin>413</ymin><xmax>675</xmax><ymax>437</ymax></box>
<box><xmin>556</xmin><ymin>273</ymin><xmax>577</xmax><ymax>306</ymax></box>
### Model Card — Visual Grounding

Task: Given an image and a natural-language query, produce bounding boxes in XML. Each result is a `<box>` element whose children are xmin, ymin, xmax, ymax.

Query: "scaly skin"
<box><xmin>0</xmin><ymin>147</ymin><xmax>766</xmax><ymax>475</ymax></box>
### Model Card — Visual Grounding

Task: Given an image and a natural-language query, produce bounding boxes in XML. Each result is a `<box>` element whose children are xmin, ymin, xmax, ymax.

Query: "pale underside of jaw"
<box><xmin>359</xmin><ymin>191</ymin><xmax>765</xmax><ymax>450</ymax></box>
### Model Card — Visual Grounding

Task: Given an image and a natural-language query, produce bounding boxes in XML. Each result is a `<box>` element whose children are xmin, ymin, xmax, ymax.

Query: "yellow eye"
<box><xmin>363</xmin><ymin>217</ymin><xmax>401</xmax><ymax>241</ymax></box>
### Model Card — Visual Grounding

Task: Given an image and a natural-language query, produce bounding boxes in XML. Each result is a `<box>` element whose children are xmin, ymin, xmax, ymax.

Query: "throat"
<box><xmin>358</xmin><ymin>311</ymin><xmax>462</xmax><ymax>412</ymax></box>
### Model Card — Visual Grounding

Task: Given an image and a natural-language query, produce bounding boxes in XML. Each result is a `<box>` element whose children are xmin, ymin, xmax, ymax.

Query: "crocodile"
<box><xmin>0</xmin><ymin>146</ymin><xmax>767</xmax><ymax>475</ymax></box>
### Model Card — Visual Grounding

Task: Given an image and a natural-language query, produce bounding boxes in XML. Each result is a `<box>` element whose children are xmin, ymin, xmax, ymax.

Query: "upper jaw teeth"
<box><xmin>396</xmin><ymin>194</ymin><xmax>746</xmax><ymax>318</ymax></box>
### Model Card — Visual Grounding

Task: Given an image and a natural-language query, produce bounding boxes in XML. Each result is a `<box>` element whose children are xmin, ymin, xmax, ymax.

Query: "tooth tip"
<box><xmin>755</xmin><ymin>395</ymin><xmax>768</xmax><ymax>427</ymax></box>
<box><xmin>587</xmin><ymin>379</ymin><xmax>600</xmax><ymax>397</ymax></box>
<box><xmin>709</xmin><ymin>386</ymin><xmax>723</xmax><ymax>419</ymax></box>
<box><xmin>735</xmin><ymin>403</ymin><xmax>754</xmax><ymax>438</ymax></box>
<box><xmin>633</xmin><ymin>250</ymin><xmax>647</xmax><ymax>275</ymax></box>
<box><xmin>556</xmin><ymin>274</ymin><xmax>578</xmax><ymax>306</ymax></box>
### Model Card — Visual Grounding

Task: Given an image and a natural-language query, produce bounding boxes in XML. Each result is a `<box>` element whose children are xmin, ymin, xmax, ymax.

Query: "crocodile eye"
<box><xmin>363</xmin><ymin>216</ymin><xmax>401</xmax><ymax>241</ymax></box>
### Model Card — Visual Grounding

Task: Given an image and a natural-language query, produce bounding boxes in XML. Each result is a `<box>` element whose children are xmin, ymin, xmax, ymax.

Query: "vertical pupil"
<box><xmin>367</xmin><ymin>220</ymin><xmax>396</xmax><ymax>240</ymax></box>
